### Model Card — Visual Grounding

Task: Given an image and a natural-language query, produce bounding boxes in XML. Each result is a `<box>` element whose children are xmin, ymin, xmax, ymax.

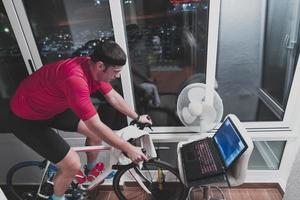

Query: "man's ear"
<box><xmin>97</xmin><ymin>61</ymin><xmax>105</xmax><ymax>70</ymax></box>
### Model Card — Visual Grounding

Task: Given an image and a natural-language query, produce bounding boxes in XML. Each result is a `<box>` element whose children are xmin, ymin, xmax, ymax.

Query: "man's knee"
<box><xmin>57</xmin><ymin>149</ymin><xmax>81</xmax><ymax>174</ymax></box>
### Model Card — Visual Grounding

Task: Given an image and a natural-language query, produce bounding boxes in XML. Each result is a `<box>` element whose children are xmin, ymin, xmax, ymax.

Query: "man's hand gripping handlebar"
<box><xmin>123</xmin><ymin>116</ymin><xmax>152</xmax><ymax>164</ymax></box>
<box><xmin>130</xmin><ymin>115</ymin><xmax>153</xmax><ymax>131</ymax></box>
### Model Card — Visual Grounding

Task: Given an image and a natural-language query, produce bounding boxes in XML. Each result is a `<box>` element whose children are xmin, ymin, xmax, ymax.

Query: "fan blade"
<box><xmin>187</xmin><ymin>87</ymin><xmax>205</xmax><ymax>102</ymax></box>
<box><xmin>182</xmin><ymin>107</ymin><xmax>196</xmax><ymax>124</ymax></box>
<box><xmin>188</xmin><ymin>102</ymin><xmax>203</xmax><ymax>116</ymax></box>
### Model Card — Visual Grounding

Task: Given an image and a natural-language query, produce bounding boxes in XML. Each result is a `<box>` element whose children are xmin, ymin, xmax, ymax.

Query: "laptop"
<box><xmin>180</xmin><ymin>114</ymin><xmax>248</xmax><ymax>187</ymax></box>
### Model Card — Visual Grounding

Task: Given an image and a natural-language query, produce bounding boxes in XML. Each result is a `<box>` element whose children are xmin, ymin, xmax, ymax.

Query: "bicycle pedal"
<box><xmin>75</xmin><ymin>183</ymin><xmax>89</xmax><ymax>191</ymax></box>
<box><xmin>65</xmin><ymin>188</ymin><xmax>86</xmax><ymax>200</ymax></box>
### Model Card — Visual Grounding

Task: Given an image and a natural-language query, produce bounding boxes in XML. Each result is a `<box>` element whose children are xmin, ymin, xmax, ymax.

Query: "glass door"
<box><xmin>9</xmin><ymin>0</ymin><xmax>128</xmax><ymax>129</ymax></box>
<box><xmin>216</xmin><ymin>0</ymin><xmax>300</xmax><ymax>123</ymax></box>
<box><xmin>260</xmin><ymin>0</ymin><xmax>300</xmax><ymax>120</ymax></box>
<box><xmin>215</xmin><ymin>0</ymin><xmax>300</xmax><ymax>172</ymax></box>
<box><xmin>122</xmin><ymin>0</ymin><xmax>220</xmax><ymax>130</ymax></box>
<box><xmin>7</xmin><ymin>0</ymin><xmax>221</xmax><ymax>132</ymax></box>
<box><xmin>0</xmin><ymin>1</ymin><xmax>29</xmax><ymax>100</ymax></box>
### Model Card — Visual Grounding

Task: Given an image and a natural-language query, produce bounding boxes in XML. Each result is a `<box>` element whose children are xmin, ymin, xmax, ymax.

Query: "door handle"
<box><xmin>28</xmin><ymin>59</ymin><xmax>36</xmax><ymax>73</ymax></box>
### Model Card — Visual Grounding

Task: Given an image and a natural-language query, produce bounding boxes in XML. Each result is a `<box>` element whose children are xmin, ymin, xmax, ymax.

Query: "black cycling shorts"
<box><xmin>10</xmin><ymin>108</ymin><xmax>80</xmax><ymax>164</ymax></box>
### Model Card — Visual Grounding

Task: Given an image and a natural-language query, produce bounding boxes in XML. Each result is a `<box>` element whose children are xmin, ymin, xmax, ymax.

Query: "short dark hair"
<box><xmin>90</xmin><ymin>40</ymin><xmax>126</xmax><ymax>66</ymax></box>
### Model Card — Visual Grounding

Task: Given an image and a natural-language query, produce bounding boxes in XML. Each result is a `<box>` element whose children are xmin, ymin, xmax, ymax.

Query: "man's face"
<box><xmin>95</xmin><ymin>63</ymin><xmax>123</xmax><ymax>82</ymax></box>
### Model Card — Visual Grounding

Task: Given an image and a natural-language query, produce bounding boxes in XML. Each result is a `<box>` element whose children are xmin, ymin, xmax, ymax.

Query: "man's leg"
<box><xmin>10</xmin><ymin>111</ymin><xmax>79</xmax><ymax>199</ymax></box>
<box><xmin>54</xmin><ymin>149</ymin><xmax>81</xmax><ymax>196</ymax></box>
<box><xmin>77</xmin><ymin>120</ymin><xmax>102</xmax><ymax>168</ymax></box>
<box><xmin>51</xmin><ymin>110</ymin><xmax>102</xmax><ymax>171</ymax></box>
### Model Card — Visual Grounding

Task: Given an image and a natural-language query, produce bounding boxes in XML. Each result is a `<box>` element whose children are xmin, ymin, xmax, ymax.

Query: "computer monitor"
<box><xmin>213</xmin><ymin>116</ymin><xmax>248</xmax><ymax>168</ymax></box>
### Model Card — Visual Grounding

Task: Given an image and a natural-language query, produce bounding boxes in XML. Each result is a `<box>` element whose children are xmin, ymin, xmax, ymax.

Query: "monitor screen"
<box><xmin>213</xmin><ymin>117</ymin><xmax>248</xmax><ymax>168</ymax></box>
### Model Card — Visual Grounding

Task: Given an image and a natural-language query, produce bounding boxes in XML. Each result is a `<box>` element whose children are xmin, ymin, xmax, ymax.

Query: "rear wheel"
<box><xmin>6</xmin><ymin>161</ymin><xmax>46</xmax><ymax>200</ymax></box>
<box><xmin>113</xmin><ymin>159</ymin><xmax>188</xmax><ymax>200</ymax></box>
<box><xmin>6</xmin><ymin>160</ymin><xmax>88</xmax><ymax>200</ymax></box>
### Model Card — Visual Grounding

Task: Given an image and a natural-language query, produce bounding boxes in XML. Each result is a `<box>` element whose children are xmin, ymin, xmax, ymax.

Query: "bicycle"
<box><xmin>6</xmin><ymin>121</ymin><xmax>188</xmax><ymax>200</ymax></box>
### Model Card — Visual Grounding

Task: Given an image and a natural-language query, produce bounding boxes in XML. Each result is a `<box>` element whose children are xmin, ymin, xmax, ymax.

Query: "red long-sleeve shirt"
<box><xmin>10</xmin><ymin>56</ymin><xmax>112</xmax><ymax>121</ymax></box>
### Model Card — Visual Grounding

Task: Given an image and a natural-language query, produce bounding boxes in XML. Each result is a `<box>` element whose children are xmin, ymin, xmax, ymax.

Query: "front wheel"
<box><xmin>113</xmin><ymin>159</ymin><xmax>188</xmax><ymax>200</ymax></box>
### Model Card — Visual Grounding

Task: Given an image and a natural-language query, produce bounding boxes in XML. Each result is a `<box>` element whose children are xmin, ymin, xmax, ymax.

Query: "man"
<box><xmin>9</xmin><ymin>40</ymin><xmax>151</xmax><ymax>200</ymax></box>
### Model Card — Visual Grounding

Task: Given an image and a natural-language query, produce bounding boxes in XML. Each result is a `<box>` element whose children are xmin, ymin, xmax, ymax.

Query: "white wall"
<box><xmin>0</xmin><ymin>134</ymin><xmax>43</xmax><ymax>184</ymax></box>
<box><xmin>283</xmin><ymin>143</ymin><xmax>300</xmax><ymax>199</ymax></box>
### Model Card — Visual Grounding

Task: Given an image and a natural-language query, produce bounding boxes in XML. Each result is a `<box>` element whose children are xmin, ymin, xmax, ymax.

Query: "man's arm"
<box><xmin>104</xmin><ymin>89</ymin><xmax>152</xmax><ymax>124</ymax></box>
<box><xmin>84</xmin><ymin>114</ymin><xmax>148</xmax><ymax>163</ymax></box>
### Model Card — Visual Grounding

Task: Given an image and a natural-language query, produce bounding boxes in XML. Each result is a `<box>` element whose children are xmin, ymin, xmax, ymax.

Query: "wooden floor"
<box><xmin>189</xmin><ymin>187</ymin><xmax>282</xmax><ymax>200</ymax></box>
<box><xmin>90</xmin><ymin>183</ymin><xmax>283</xmax><ymax>200</ymax></box>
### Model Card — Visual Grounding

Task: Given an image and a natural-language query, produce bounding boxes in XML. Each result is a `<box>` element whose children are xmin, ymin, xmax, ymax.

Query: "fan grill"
<box><xmin>177</xmin><ymin>83</ymin><xmax>223</xmax><ymax>133</ymax></box>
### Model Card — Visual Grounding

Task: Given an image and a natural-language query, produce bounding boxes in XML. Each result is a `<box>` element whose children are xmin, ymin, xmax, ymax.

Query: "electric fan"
<box><xmin>177</xmin><ymin>83</ymin><xmax>224</xmax><ymax>132</ymax></box>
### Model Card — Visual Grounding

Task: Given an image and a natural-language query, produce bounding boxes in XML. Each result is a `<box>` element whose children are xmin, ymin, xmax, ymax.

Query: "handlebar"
<box><xmin>122</xmin><ymin>139</ymin><xmax>147</xmax><ymax>159</ymax></box>
<box><xmin>125</xmin><ymin>136</ymin><xmax>148</xmax><ymax>159</ymax></box>
<box><xmin>129</xmin><ymin>116</ymin><xmax>153</xmax><ymax>131</ymax></box>
<box><xmin>141</xmin><ymin>148</ymin><xmax>147</xmax><ymax>155</ymax></box>
<box><xmin>123</xmin><ymin>116</ymin><xmax>152</xmax><ymax>160</ymax></box>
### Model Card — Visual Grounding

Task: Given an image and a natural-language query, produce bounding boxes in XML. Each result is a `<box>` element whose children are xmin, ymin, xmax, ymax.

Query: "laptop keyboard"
<box><xmin>195</xmin><ymin>140</ymin><xmax>218</xmax><ymax>174</ymax></box>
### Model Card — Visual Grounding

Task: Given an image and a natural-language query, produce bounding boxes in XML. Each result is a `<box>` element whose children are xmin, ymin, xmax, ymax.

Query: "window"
<box><xmin>123</xmin><ymin>0</ymin><xmax>209</xmax><ymax>126</ymax></box>
<box><xmin>0</xmin><ymin>2</ymin><xmax>28</xmax><ymax>100</ymax></box>
<box><xmin>22</xmin><ymin>0</ymin><xmax>114</xmax><ymax>64</ymax></box>
<box><xmin>216</xmin><ymin>0</ymin><xmax>300</xmax><ymax>121</ymax></box>
<box><xmin>21</xmin><ymin>0</ymin><xmax>127</xmax><ymax>129</ymax></box>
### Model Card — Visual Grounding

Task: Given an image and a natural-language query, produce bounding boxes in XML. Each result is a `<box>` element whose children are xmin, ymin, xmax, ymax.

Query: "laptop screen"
<box><xmin>213</xmin><ymin>117</ymin><xmax>248</xmax><ymax>168</ymax></box>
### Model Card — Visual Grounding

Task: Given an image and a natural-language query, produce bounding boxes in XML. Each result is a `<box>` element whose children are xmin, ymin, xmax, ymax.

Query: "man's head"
<box><xmin>89</xmin><ymin>40</ymin><xmax>126</xmax><ymax>82</ymax></box>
